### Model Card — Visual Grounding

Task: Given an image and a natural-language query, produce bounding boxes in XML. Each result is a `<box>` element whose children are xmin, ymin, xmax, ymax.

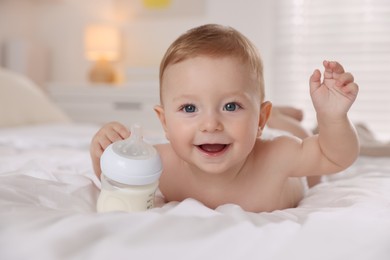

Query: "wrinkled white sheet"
<box><xmin>1</xmin><ymin>124</ymin><xmax>390</xmax><ymax>260</ymax></box>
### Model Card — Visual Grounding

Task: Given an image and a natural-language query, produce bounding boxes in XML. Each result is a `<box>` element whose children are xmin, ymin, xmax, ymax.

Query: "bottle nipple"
<box><xmin>112</xmin><ymin>124</ymin><xmax>155</xmax><ymax>159</ymax></box>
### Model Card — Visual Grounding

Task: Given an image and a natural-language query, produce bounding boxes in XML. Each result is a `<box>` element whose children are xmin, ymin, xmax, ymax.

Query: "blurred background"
<box><xmin>1</xmin><ymin>0</ymin><xmax>389</xmax><ymax>139</ymax></box>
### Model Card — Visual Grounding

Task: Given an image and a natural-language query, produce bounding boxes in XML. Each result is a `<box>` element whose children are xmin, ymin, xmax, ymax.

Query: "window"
<box><xmin>273</xmin><ymin>0</ymin><xmax>390</xmax><ymax>139</ymax></box>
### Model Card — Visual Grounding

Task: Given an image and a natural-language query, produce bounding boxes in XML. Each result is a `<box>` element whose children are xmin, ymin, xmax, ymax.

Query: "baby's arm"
<box><xmin>289</xmin><ymin>61</ymin><xmax>359</xmax><ymax>176</ymax></box>
<box><xmin>311</xmin><ymin>61</ymin><xmax>359</xmax><ymax>169</ymax></box>
<box><xmin>90</xmin><ymin>122</ymin><xmax>130</xmax><ymax>177</ymax></box>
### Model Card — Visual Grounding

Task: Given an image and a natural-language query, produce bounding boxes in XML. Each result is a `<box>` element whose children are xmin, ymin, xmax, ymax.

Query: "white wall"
<box><xmin>0</xmin><ymin>0</ymin><xmax>276</xmax><ymax>99</ymax></box>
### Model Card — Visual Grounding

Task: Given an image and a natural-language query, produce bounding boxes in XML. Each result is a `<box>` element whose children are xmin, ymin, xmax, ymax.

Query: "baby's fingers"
<box><xmin>92</xmin><ymin>132</ymin><xmax>121</xmax><ymax>158</ymax></box>
<box><xmin>111</xmin><ymin>122</ymin><xmax>131</xmax><ymax>140</ymax></box>
<box><xmin>90</xmin><ymin>132</ymin><xmax>112</xmax><ymax>158</ymax></box>
<box><xmin>335</xmin><ymin>72</ymin><xmax>358</xmax><ymax>97</ymax></box>
<box><xmin>309</xmin><ymin>69</ymin><xmax>322</xmax><ymax>92</ymax></box>
<box><xmin>105</xmin><ymin>128</ymin><xmax>127</xmax><ymax>143</ymax></box>
<box><xmin>341</xmin><ymin>82</ymin><xmax>359</xmax><ymax>98</ymax></box>
<box><xmin>91</xmin><ymin>122</ymin><xmax>130</xmax><ymax>156</ymax></box>
<box><xmin>91</xmin><ymin>138</ymin><xmax>105</xmax><ymax>158</ymax></box>
<box><xmin>323</xmin><ymin>60</ymin><xmax>345</xmax><ymax>79</ymax></box>
<box><xmin>336</xmin><ymin>72</ymin><xmax>354</xmax><ymax>87</ymax></box>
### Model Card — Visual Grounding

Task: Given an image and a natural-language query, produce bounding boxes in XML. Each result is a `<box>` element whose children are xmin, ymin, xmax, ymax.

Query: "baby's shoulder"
<box><xmin>255</xmin><ymin>134</ymin><xmax>301</xmax><ymax>151</ymax></box>
<box><xmin>251</xmin><ymin>135</ymin><xmax>303</xmax><ymax>166</ymax></box>
<box><xmin>247</xmin><ymin>136</ymin><xmax>304</xmax><ymax>178</ymax></box>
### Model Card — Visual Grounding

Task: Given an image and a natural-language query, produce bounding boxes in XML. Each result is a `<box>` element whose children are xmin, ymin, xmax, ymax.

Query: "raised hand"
<box><xmin>309</xmin><ymin>61</ymin><xmax>359</xmax><ymax>119</ymax></box>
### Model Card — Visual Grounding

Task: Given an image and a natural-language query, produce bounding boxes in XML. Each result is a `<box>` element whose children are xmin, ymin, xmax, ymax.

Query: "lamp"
<box><xmin>84</xmin><ymin>25</ymin><xmax>120</xmax><ymax>84</ymax></box>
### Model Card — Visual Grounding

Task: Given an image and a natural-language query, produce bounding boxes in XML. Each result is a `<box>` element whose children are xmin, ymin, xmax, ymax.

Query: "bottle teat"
<box><xmin>112</xmin><ymin>124</ymin><xmax>156</xmax><ymax>159</ymax></box>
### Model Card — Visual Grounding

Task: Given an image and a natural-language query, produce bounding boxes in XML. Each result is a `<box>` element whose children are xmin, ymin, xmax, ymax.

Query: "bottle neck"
<box><xmin>101</xmin><ymin>173</ymin><xmax>159</xmax><ymax>190</ymax></box>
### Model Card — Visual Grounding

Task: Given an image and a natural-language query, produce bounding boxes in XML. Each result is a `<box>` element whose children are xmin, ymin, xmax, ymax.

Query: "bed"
<box><xmin>1</xmin><ymin>69</ymin><xmax>390</xmax><ymax>260</ymax></box>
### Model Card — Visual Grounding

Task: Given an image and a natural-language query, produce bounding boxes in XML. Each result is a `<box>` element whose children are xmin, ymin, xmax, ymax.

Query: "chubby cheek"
<box><xmin>165</xmin><ymin>117</ymin><xmax>194</xmax><ymax>147</ymax></box>
<box><xmin>236</xmin><ymin>125</ymin><xmax>258</xmax><ymax>149</ymax></box>
<box><xmin>231</xmin><ymin>116</ymin><xmax>259</xmax><ymax>148</ymax></box>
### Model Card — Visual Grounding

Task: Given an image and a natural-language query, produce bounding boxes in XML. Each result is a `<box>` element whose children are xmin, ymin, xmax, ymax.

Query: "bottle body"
<box><xmin>97</xmin><ymin>173</ymin><xmax>159</xmax><ymax>212</ymax></box>
<box><xmin>97</xmin><ymin>124</ymin><xmax>162</xmax><ymax>213</ymax></box>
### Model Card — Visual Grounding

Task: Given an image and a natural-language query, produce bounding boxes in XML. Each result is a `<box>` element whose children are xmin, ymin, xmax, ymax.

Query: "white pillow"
<box><xmin>0</xmin><ymin>68</ymin><xmax>71</xmax><ymax>127</ymax></box>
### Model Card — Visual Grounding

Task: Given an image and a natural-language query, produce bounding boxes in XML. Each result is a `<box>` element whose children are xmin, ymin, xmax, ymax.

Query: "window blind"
<box><xmin>273</xmin><ymin>0</ymin><xmax>390</xmax><ymax>140</ymax></box>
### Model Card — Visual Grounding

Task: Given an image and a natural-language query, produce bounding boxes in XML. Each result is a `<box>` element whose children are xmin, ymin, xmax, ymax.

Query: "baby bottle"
<box><xmin>97</xmin><ymin>124</ymin><xmax>162</xmax><ymax>212</ymax></box>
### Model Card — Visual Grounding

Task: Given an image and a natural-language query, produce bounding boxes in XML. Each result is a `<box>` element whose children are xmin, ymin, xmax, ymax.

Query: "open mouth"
<box><xmin>196</xmin><ymin>144</ymin><xmax>230</xmax><ymax>155</ymax></box>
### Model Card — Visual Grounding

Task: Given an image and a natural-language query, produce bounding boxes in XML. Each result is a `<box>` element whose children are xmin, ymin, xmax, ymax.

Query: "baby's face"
<box><xmin>157</xmin><ymin>56</ymin><xmax>265</xmax><ymax>175</ymax></box>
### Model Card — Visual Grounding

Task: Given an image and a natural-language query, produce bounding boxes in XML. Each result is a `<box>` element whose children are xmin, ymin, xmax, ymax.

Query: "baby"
<box><xmin>90</xmin><ymin>24</ymin><xmax>359</xmax><ymax>213</ymax></box>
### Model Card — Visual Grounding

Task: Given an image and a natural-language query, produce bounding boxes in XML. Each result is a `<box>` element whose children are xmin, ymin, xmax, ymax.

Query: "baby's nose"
<box><xmin>199</xmin><ymin>112</ymin><xmax>224</xmax><ymax>132</ymax></box>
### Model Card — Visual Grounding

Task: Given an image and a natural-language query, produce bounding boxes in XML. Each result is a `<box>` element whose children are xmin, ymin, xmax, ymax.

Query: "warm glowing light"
<box><xmin>84</xmin><ymin>25</ymin><xmax>121</xmax><ymax>83</ymax></box>
<box><xmin>84</xmin><ymin>25</ymin><xmax>120</xmax><ymax>61</ymax></box>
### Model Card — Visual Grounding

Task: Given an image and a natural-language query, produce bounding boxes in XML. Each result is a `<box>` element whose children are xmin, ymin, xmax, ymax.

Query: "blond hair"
<box><xmin>159</xmin><ymin>24</ymin><xmax>265</xmax><ymax>102</ymax></box>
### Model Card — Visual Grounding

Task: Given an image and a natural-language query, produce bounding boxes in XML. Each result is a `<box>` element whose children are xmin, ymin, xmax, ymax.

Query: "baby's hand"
<box><xmin>90</xmin><ymin>122</ymin><xmax>130</xmax><ymax>177</ymax></box>
<box><xmin>309</xmin><ymin>61</ymin><xmax>359</xmax><ymax>119</ymax></box>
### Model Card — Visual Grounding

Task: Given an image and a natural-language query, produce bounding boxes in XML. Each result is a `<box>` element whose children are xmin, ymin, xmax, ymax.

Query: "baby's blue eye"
<box><xmin>224</xmin><ymin>102</ymin><xmax>239</xmax><ymax>111</ymax></box>
<box><xmin>183</xmin><ymin>104</ymin><xmax>197</xmax><ymax>113</ymax></box>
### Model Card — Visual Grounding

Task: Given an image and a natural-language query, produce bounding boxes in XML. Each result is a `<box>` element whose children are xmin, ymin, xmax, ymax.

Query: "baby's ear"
<box><xmin>258</xmin><ymin>101</ymin><xmax>272</xmax><ymax>130</ymax></box>
<box><xmin>154</xmin><ymin>105</ymin><xmax>170</xmax><ymax>140</ymax></box>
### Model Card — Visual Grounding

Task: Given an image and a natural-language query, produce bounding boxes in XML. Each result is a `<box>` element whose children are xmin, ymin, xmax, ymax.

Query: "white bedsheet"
<box><xmin>1</xmin><ymin>124</ymin><xmax>390</xmax><ymax>260</ymax></box>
